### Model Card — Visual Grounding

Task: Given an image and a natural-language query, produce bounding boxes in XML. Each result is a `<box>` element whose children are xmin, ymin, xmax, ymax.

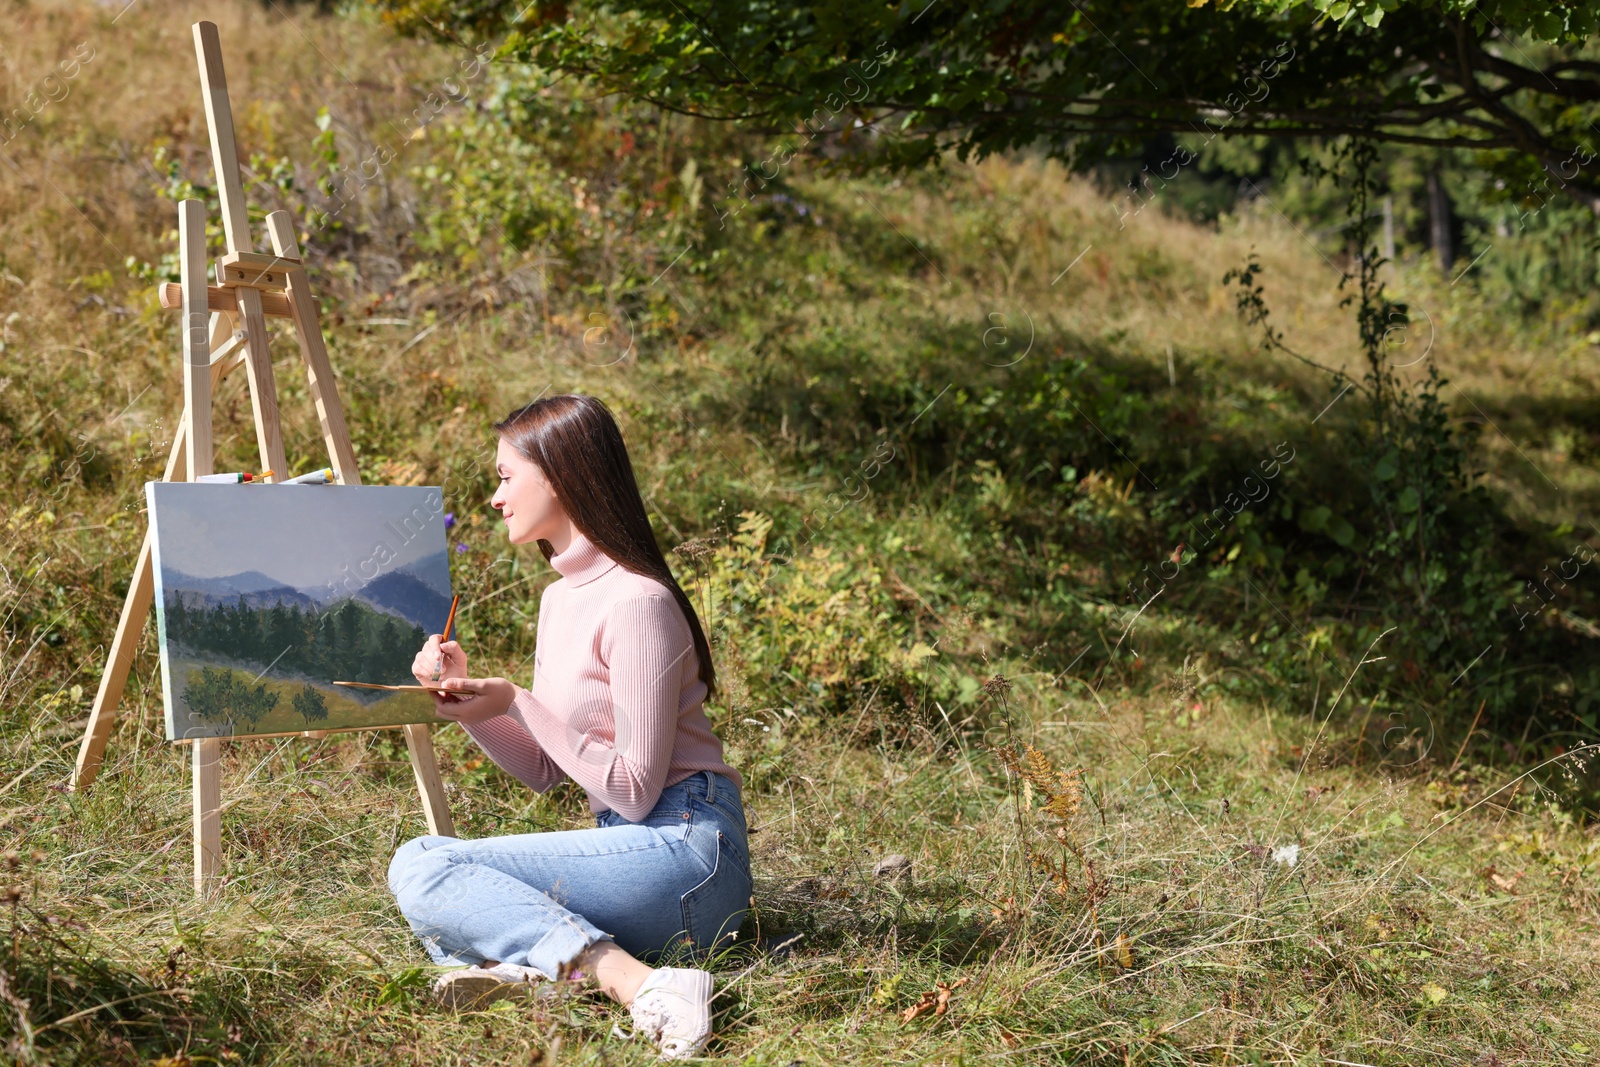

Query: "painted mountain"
<box><xmin>353</xmin><ymin>555</ymin><xmax>452</xmax><ymax>630</ymax></box>
<box><xmin>162</xmin><ymin>568</ymin><xmax>320</xmax><ymax>612</ymax></box>
<box><xmin>145</xmin><ymin>482</ymin><xmax>453</xmax><ymax>740</ymax></box>
<box><xmin>160</xmin><ymin>556</ymin><xmax>451</xmax><ymax>628</ymax></box>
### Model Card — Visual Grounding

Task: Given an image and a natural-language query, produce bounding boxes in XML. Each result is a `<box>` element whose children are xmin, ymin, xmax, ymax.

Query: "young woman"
<box><xmin>386</xmin><ymin>394</ymin><xmax>750</xmax><ymax>1060</ymax></box>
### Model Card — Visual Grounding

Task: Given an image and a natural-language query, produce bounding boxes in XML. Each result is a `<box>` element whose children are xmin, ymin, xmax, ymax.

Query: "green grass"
<box><xmin>5</xmin><ymin>1</ymin><xmax>1600</xmax><ymax>1063</ymax></box>
<box><xmin>9</xmin><ymin>676</ymin><xmax>1600</xmax><ymax>1064</ymax></box>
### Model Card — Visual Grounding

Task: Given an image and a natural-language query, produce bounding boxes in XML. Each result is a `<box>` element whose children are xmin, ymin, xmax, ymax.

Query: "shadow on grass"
<box><xmin>700</xmin><ymin>298</ymin><xmax>1600</xmax><ymax>741</ymax></box>
<box><xmin>750</xmin><ymin>868</ymin><xmax>1007</xmax><ymax>966</ymax></box>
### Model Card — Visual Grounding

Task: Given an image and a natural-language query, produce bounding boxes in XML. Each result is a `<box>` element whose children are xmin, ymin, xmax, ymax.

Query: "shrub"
<box><xmin>683</xmin><ymin>511</ymin><xmax>970</xmax><ymax>734</ymax></box>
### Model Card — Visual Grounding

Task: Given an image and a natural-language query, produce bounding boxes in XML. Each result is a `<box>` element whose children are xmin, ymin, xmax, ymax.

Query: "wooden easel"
<box><xmin>71</xmin><ymin>21</ymin><xmax>455</xmax><ymax>897</ymax></box>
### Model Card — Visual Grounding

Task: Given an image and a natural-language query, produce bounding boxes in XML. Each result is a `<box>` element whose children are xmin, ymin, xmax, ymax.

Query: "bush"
<box><xmin>684</xmin><ymin>511</ymin><xmax>980</xmax><ymax>735</ymax></box>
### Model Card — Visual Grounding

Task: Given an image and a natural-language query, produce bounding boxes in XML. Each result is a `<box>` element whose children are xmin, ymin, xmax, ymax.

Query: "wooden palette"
<box><xmin>333</xmin><ymin>680</ymin><xmax>455</xmax><ymax>693</ymax></box>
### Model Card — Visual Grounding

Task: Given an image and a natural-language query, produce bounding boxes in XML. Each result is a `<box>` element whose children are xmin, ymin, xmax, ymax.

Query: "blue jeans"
<box><xmin>388</xmin><ymin>771</ymin><xmax>752</xmax><ymax>976</ymax></box>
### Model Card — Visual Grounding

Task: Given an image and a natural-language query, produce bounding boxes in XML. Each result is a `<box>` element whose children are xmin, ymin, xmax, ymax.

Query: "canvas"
<box><xmin>146</xmin><ymin>482</ymin><xmax>453</xmax><ymax>740</ymax></box>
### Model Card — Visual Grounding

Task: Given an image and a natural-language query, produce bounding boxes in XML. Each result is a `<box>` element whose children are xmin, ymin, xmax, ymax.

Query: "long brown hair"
<box><xmin>493</xmin><ymin>394</ymin><xmax>716</xmax><ymax>700</ymax></box>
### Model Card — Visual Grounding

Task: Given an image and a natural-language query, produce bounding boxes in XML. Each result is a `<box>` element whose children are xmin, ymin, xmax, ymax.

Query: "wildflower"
<box><xmin>444</xmin><ymin>512</ymin><xmax>456</xmax><ymax>530</ymax></box>
<box><xmin>1271</xmin><ymin>843</ymin><xmax>1300</xmax><ymax>869</ymax></box>
<box><xmin>455</xmin><ymin>542</ymin><xmax>468</xmax><ymax>553</ymax></box>
<box><xmin>674</xmin><ymin>538</ymin><xmax>712</xmax><ymax>561</ymax></box>
<box><xmin>982</xmin><ymin>673</ymin><xmax>1013</xmax><ymax>697</ymax></box>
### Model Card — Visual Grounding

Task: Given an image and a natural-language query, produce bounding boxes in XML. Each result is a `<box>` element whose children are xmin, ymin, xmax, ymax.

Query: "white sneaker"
<box><xmin>629</xmin><ymin>967</ymin><xmax>714</xmax><ymax>1059</ymax></box>
<box><xmin>433</xmin><ymin>961</ymin><xmax>553</xmax><ymax>1010</ymax></box>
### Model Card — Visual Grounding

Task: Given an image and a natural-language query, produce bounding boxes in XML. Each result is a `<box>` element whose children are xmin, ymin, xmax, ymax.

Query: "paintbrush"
<box><xmin>430</xmin><ymin>593</ymin><xmax>461</xmax><ymax>683</ymax></box>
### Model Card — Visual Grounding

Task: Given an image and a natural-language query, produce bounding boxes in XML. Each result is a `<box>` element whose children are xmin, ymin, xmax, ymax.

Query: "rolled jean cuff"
<box><xmin>528</xmin><ymin>912</ymin><xmax>610</xmax><ymax>977</ymax></box>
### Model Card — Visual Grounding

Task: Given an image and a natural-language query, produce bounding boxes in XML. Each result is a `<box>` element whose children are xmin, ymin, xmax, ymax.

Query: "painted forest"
<box><xmin>163</xmin><ymin>593</ymin><xmax>427</xmax><ymax>689</ymax></box>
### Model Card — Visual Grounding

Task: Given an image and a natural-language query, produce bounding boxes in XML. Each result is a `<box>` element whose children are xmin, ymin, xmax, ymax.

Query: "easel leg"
<box><xmin>179</xmin><ymin>197</ymin><xmax>224</xmax><ymax>899</ymax></box>
<box><xmin>193</xmin><ymin>738</ymin><xmax>222</xmax><ymax>897</ymax></box>
<box><xmin>235</xmin><ymin>285</ymin><xmax>289</xmax><ymax>479</ymax></box>
<box><xmin>404</xmin><ymin>724</ymin><xmax>456</xmax><ymax>837</ymax></box>
<box><xmin>72</xmin><ymin>527</ymin><xmax>156</xmax><ymax>791</ymax></box>
<box><xmin>265</xmin><ymin>211</ymin><xmax>361</xmax><ymax>484</ymax></box>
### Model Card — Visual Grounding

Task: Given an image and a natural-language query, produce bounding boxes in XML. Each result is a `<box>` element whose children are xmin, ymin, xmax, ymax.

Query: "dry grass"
<box><xmin>8</xmin><ymin>659</ymin><xmax>1600</xmax><ymax>1064</ymax></box>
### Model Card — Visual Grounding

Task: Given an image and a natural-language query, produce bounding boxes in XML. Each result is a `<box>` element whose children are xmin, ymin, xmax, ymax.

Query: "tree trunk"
<box><xmin>1426</xmin><ymin>168</ymin><xmax>1454</xmax><ymax>273</ymax></box>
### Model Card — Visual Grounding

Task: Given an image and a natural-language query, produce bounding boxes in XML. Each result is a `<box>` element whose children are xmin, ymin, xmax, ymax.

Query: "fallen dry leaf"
<box><xmin>1115</xmin><ymin>931</ymin><xmax>1134</xmax><ymax>969</ymax></box>
<box><xmin>1481</xmin><ymin>865</ymin><xmax>1526</xmax><ymax>894</ymax></box>
<box><xmin>899</xmin><ymin>976</ymin><xmax>971</xmax><ymax>1023</ymax></box>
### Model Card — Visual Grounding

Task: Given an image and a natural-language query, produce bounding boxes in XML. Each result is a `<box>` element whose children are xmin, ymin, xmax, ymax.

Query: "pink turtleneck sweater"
<box><xmin>460</xmin><ymin>530</ymin><xmax>741</xmax><ymax>823</ymax></box>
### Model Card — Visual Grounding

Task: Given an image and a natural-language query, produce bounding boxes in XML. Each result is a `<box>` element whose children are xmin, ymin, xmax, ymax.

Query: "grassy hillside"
<box><xmin>5</xmin><ymin>1</ymin><xmax>1600</xmax><ymax>1064</ymax></box>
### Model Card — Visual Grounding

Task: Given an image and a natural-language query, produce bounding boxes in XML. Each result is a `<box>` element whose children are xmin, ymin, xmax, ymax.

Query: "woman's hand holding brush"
<box><xmin>413</xmin><ymin>633</ymin><xmax>468</xmax><ymax>689</ymax></box>
<box><xmin>411</xmin><ymin>626</ymin><xmax>516</xmax><ymax>725</ymax></box>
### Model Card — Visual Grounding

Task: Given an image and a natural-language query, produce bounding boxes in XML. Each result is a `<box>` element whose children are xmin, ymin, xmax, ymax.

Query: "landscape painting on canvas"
<box><xmin>146</xmin><ymin>483</ymin><xmax>452</xmax><ymax>740</ymax></box>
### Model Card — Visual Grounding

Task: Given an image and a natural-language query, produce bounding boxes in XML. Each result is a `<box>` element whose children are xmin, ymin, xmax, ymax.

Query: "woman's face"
<box><xmin>491</xmin><ymin>438</ymin><xmax>564</xmax><ymax>545</ymax></box>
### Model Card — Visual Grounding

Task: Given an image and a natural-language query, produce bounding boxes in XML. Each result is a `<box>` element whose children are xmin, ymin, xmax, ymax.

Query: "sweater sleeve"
<box><xmin>506</xmin><ymin>593</ymin><xmax>693</xmax><ymax>822</ymax></box>
<box><xmin>460</xmin><ymin>711</ymin><xmax>569</xmax><ymax>793</ymax></box>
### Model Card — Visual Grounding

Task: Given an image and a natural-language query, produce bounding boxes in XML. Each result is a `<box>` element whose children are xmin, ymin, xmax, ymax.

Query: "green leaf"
<box><xmin>1533</xmin><ymin>12</ymin><xmax>1564</xmax><ymax>39</ymax></box>
<box><xmin>1299</xmin><ymin>505</ymin><xmax>1330</xmax><ymax>533</ymax></box>
<box><xmin>1397</xmin><ymin>486</ymin><xmax>1421</xmax><ymax>513</ymax></box>
<box><xmin>1373</xmin><ymin>450</ymin><xmax>1399</xmax><ymax>481</ymax></box>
